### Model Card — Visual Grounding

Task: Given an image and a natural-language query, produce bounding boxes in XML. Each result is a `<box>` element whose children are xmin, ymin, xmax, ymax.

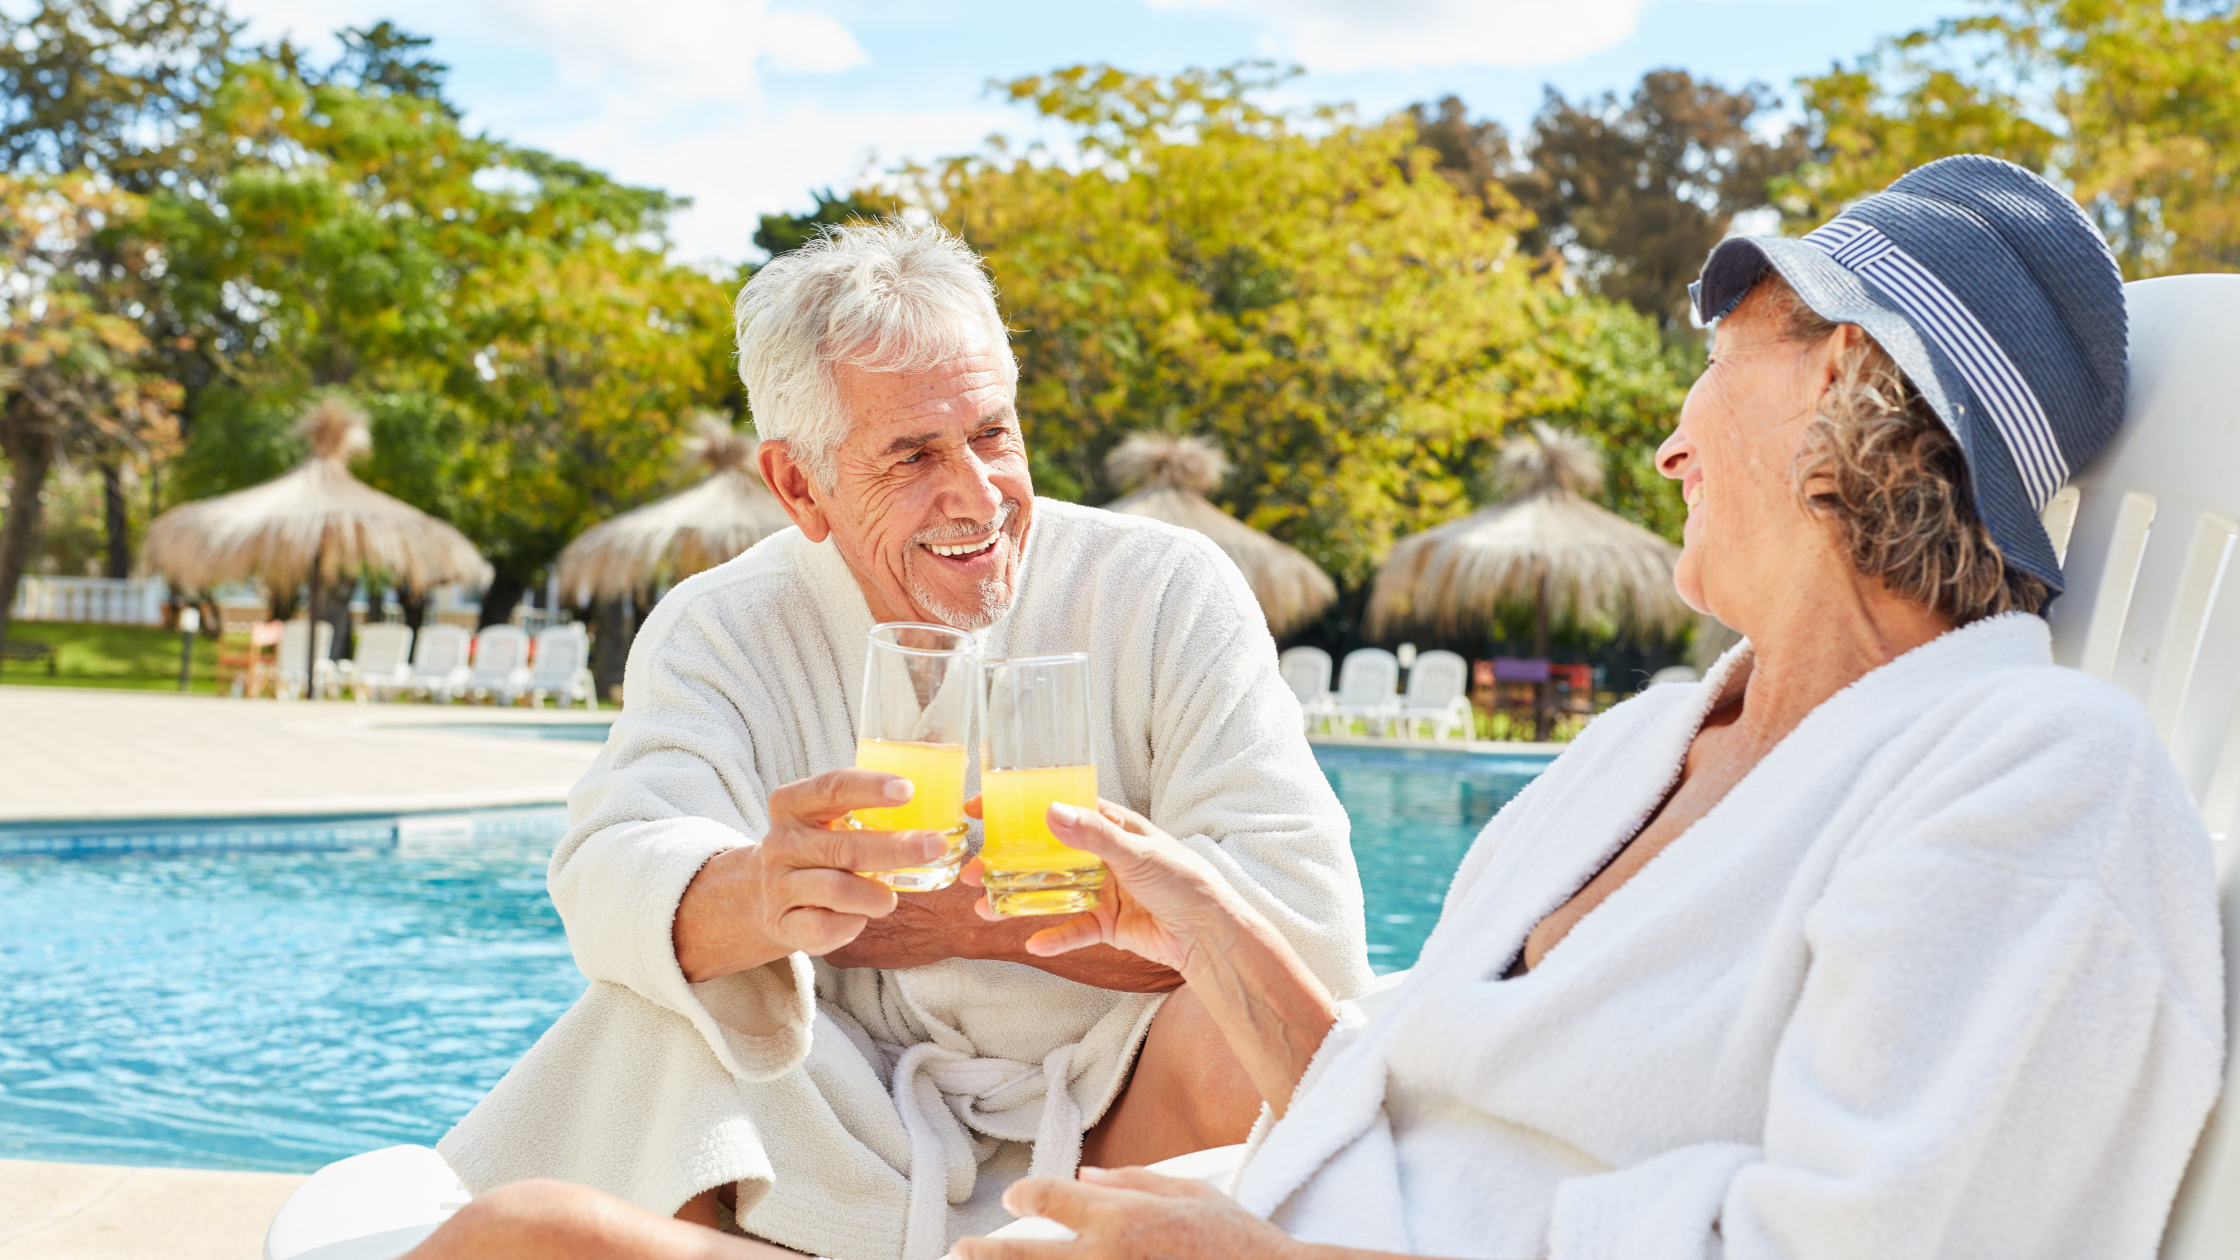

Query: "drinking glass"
<box><xmin>851</xmin><ymin>622</ymin><xmax>975</xmax><ymax>891</ymax></box>
<box><xmin>979</xmin><ymin>653</ymin><xmax>1105</xmax><ymax>916</ymax></box>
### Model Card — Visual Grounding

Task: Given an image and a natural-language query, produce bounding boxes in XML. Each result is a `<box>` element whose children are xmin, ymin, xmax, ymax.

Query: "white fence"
<box><xmin>9</xmin><ymin>576</ymin><xmax>169</xmax><ymax>626</ymax></box>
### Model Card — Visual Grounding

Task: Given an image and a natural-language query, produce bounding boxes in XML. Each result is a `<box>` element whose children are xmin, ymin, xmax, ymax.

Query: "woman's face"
<box><xmin>1656</xmin><ymin>291</ymin><xmax>1851</xmax><ymax>622</ymax></box>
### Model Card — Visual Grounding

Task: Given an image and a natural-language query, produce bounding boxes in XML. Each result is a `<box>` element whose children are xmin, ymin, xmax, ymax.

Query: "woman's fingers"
<box><xmin>950</xmin><ymin>1238</ymin><xmax>1072</xmax><ymax>1260</ymax></box>
<box><xmin>1001</xmin><ymin>1174</ymin><xmax>1118</xmax><ymax>1227</ymax></box>
<box><xmin>1076</xmin><ymin>1166</ymin><xmax>1218</xmax><ymax>1199</ymax></box>
<box><xmin>1022</xmin><ymin>912</ymin><xmax>1108</xmax><ymax>956</ymax></box>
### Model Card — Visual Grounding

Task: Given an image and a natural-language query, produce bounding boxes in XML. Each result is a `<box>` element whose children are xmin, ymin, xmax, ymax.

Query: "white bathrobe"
<box><xmin>1236</xmin><ymin>613</ymin><xmax>2224</xmax><ymax>1260</ymax></box>
<box><xmin>438</xmin><ymin>499</ymin><xmax>1372</xmax><ymax>1260</ymax></box>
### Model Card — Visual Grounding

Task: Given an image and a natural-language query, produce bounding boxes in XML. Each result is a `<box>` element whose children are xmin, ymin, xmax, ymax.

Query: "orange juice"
<box><xmin>852</xmin><ymin>738</ymin><xmax>967</xmax><ymax>834</ymax></box>
<box><xmin>982</xmin><ymin>764</ymin><xmax>1105</xmax><ymax>914</ymax></box>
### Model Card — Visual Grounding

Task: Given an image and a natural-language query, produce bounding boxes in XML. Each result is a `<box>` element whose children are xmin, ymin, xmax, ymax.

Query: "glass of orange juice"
<box><xmin>980</xmin><ymin>652</ymin><xmax>1105</xmax><ymax>916</ymax></box>
<box><xmin>850</xmin><ymin>622</ymin><xmax>975</xmax><ymax>891</ymax></box>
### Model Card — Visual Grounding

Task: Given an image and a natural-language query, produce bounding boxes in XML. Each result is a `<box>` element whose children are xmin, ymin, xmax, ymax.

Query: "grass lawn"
<box><xmin>1</xmin><ymin>620</ymin><xmax>223</xmax><ymax>693</ymax></box>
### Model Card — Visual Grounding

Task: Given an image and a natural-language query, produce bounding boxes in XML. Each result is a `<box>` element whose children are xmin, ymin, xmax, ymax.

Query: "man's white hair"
<box><xmin>734</xmin><ymin>218</ymin><xmax>1016</xmax><ymax>489</ymax></box>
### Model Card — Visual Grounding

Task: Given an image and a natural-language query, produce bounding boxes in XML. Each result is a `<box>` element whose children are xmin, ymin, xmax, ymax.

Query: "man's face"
<box><xmin>764</xmin><ymin>346</ymin><xmax>1034</xmax><ymax>629</ymax></box>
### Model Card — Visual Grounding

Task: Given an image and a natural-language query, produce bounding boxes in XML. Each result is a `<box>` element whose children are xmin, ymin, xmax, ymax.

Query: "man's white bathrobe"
<box><xmin>438</xmin><ymin>499</ymin><xmax>1372</xmax><ymax>1260</ymax></box>
<box><xmin>1236</xmin><ymin>613</ymin><xmax>2224</xmax><ymax>1259</ymax></box>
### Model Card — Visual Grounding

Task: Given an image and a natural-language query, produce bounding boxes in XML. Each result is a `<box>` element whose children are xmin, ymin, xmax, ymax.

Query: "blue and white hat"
<box><xmin>1688</xmin><ymin>154</ymin><xmax>2128</xmax><ymax>604</ymax></box>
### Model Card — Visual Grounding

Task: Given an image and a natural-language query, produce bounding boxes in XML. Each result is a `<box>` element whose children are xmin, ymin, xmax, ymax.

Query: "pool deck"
<box><xmin>0</xmin><ymin>686</ymin><xmax>608</xmax><ymax>823</ymax></box>
<box><xmin>0</xmin><ymin>1158</ymin><xmax>305</xmax><ymax>1259</ymax></box>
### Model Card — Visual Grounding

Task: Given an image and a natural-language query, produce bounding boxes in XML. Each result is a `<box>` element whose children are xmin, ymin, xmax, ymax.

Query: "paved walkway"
<box><xmin>0</xmin><ymin>686</ymin><xmax>608</xmax><ymax>822</ymax></box>
<box><xmin>0</xmin><ymin>1159</ymin><xmax>306</xmax><ymax>1260</ymax></box>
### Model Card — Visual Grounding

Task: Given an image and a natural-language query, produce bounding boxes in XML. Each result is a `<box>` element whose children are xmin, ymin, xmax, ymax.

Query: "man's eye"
<box><xmin>899</xmin><ymin>451</ymin><xmax>923</xmax><ymax>464</ymax></box>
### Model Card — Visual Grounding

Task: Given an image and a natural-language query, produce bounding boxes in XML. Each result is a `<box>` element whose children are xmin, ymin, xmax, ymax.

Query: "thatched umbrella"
<box><xmin>557</xmin><ymin>411</ymin><xmax>791</xmax><ymax>604</ymax></box>
<box><xmin>1367</xmin><ymin>421</ymin><xmax>1690</xmax><ymax>737</ymax></box>
<box><xmin>1103</xmin><ymin>433</ymin><xmax>1337</xmax><ymax>637</ymax></box>
<box><xmin>142</xmin><ymin>397</ymin><xmax>490</xmax><ymax>693</ymax></box>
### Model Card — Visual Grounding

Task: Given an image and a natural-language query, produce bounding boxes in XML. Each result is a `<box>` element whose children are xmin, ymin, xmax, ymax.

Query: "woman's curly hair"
<box><xmin>1742</xmin><ymin>273</ymin><xmax>2050</xmax><ymax>624</ymax></box>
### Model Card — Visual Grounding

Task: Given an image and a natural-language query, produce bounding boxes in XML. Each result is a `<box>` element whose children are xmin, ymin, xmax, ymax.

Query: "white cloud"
<box><xmin>474</xmin><ymin>0</ymin><xmax>865</xmax><ymax>101</ymax></box>
<box><xmin>1146</xmin><ymin>0</ymin><xmax>1642</xmax><ymax>71</ymax></box>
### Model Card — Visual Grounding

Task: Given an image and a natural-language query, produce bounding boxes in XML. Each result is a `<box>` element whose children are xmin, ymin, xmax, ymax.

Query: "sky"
<box><xmin>221</xmin><ymin>0</ymin><xmax>1972</xmax><ymax>265</ymax></box>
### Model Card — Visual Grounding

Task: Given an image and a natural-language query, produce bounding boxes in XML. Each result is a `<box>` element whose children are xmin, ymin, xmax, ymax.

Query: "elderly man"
<box><xmin>434</xmin><ymin>220</ymin><xmax>1371</xmax><ymax>1260</ymax></box>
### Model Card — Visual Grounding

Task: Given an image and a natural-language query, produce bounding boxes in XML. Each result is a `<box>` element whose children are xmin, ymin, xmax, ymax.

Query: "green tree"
<box><xmin>0</xmin><ymin>176</ymin><xmax>180</xmax><ymax>644</ymax></box>
<box><xmin>754</xmin><ymin>188</ymin><xmax>892</xmax><ymax>258</ymax></box>
<box><xmin>1785</xmin><ymin>0</ymin><xmax>2240</xmax><ymax>276</ymax></box>
<box><xmin>920</xmin><ymin>64</ymin><xmax>1612</xmax><ymax>588</ymax></box>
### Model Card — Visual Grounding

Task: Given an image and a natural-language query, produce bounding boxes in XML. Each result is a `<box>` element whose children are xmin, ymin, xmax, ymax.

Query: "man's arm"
<box><xmin>822</xmin><ymin>874</ymin><xmax>1183</xmax><ymax>991</ymax></box>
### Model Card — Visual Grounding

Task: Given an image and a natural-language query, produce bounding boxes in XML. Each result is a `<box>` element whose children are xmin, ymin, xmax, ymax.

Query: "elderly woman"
<box><xmin>409</xmin><ymin>155</ymin><xmax>2221</xmax><ymax>1260</ymax></box>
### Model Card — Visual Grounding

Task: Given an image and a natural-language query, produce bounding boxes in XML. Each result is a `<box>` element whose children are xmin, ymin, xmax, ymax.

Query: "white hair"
<box><xmin>734</xmin><ymin>218</ymin><xmax>1017</xmax><ymax>489</ymax></box>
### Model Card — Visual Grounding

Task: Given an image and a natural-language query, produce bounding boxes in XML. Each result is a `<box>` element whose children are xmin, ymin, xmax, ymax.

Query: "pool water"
<box><xmin>0</xmin><ymin>743</ymin><xmax>1547</xmax><ymax>1173</ymax></box>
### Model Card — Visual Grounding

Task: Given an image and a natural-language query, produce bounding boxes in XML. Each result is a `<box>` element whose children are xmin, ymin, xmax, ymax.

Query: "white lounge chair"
<box><xmin>463</xmin><ymin>624</ymin><xmax>530</xmax><ymax>704</ymax></box>
<box><xmin>402</xmin><ymin>623</ymin><xmax>472</xmax><ymax>703</ymax></box>
<box><xmin>1395</xmin><ymin>649</ymin><xmax>1473</xmax><ymax>740</ymax></box>
<box><xmin>2034</xmin><ymin>274</ymin><xmax>2240</xmax><ymax>1259</ymax></box>
<box><xmin>274</xmin><ymin>620</ymin><xmax>336</xmax><ymax>700</ymax></box>
<box><xmin>344</xmin><ymin>623</ymin><xmax>414</xmax><ymax>702</ymax></box>
<box><xmin>1329</xmin><ymin>648</ymin><xmax>1401</xmax><ymax>735</ymax></box>
<box><xmin>1278</xmin><ymin>645</ymin><xmax>1334</xmax><ymax>732</ymax></box>
<box><xmin>520</xmin><ymin>623</ymin><xmax>596</xmax><ymax>709</ymax></box>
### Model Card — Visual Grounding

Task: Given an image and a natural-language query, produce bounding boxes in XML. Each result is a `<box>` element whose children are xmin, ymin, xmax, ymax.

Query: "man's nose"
<box><xmin>936</xmin><ymin>445</ymin><xmax>1005</xmax><ymax>519</ymax></box>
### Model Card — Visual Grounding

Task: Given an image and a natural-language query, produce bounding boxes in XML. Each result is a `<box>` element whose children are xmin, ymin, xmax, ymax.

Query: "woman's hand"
<box><xmin>952</xmin><ymin>1167</ymin><xmax>1301</xmax><ymax>1260</ymax></box>
<box><xmin>963</xmin><ymin>797</ymin><xmax>1246</xmax><ymax>975</ymax></box>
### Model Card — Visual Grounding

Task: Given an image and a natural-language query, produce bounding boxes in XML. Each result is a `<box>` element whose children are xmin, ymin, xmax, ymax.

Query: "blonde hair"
<box><xmin>1736</xmin><ymin>273</ymin><xmax>2049</xmax><ymax>623</ymax></box>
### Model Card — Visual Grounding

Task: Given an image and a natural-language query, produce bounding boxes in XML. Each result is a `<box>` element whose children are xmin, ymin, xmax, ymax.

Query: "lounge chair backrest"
<box><xmin>352</xmin><ymin>623</ymin><xmax>413</xmax><ymax>674</ymax></box>
<box><xmin>1336</xmin><ymin>648</ymin><xmax>1399</xmax><ymax>706</ymax></box>
<box><xmin>2037</xmin><ymin>275</ymin><xmax>2239</xmax><ymax>1260</ymax></box>
<box><xmin>1278</xmin><ymin>646</ymin><xmax>1332</xmax><ymax>706</ymax></box>
<box><xmin>531</xmin><ymin>625</ymin><xmax>587</xmax><ymax>684</ymax></box>
<box><xmin>411</xmin><ymin>624</ymin><xmax>470</xmax><ymax>674</ymax></box>
<box><xmin>471</xmin><ymin>625</ymin><xmax>529</xmax><ymax>678</ymax></box>
<box><xmin>1405</xmin><ymin>650</ymin><xmax>1468</xmax><ymax>706</ymax></box>
<box><xmin>276</xmin><ymin>620</ymin><xmax>334</xmax><ymax>678</ymax></box>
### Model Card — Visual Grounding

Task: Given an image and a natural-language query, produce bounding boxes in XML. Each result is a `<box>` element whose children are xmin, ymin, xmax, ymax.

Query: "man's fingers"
<box><xmin>772</xmin><ymin>768</ymin><xmax>914</xmax><ymax>826</ymax></box>
<box><xmin>783</xmin><ymin>824</ymin><xmax>945</xmax><ymax>875</ymax></box>
<box><xmin>963</xmin><ymin>793</ymin><xmax>984</xmax><ymax>820</ymax></box>
<box><xmin>778</xmin><ymin>906</ymin><xmax>869</xmax><ymax>955</ymax></box>
<box><xmin>786</xmin><ymin>867</ymin><xmax>901</xmax><ymax>919</ymax></box>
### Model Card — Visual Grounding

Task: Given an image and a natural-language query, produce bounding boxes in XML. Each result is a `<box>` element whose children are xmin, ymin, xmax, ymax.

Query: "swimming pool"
<box><xmin>0</xmin><ymin>741</ymin><xmax>1548</xmax><ymax>1173</ymax></box>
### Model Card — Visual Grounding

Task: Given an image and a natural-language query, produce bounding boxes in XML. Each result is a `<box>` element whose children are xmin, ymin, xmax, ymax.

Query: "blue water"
<box><xmin>0</xmin><ymin>742</ymin><xmax>1547</xmax><ymax>1172</ymax></box>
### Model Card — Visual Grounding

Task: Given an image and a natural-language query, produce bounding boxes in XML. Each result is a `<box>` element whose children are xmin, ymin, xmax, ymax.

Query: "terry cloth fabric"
<box><xmin>1687</xmin><ymin>155</ymin><xmax>2129</xmax><ymax>605</ymax></box>
<box><xmin>437</xmin><ymin>499</ymin><xmax>1374</xmax><ymax>1260</ymax></box>
<box><xmin>1233</xmin><ymin>613</ymin><xmax>2225</xmax><ymax>1260</ymax></box>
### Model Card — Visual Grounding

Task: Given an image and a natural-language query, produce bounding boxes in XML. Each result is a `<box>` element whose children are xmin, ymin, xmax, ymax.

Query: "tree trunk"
<box><xmin>303</xmin><ymin>540</ymin><xmax>324</xmax><ymax>698</ymax></box>
<box><xmin>592</xmin><ymin>592</ymin><xmax>637</xmax><ymax>702</ymax></box>
<box><xmin>399</xmin><ymin>587</ymin><xmax>427</xmax><ymax>635</ymax></box>
<box><xmin>101</xmin><ymin>460</ymin><xmax>130</xmax><ymax>579</ymax></box>
<box><xmin>478</xmin><ymin>568</ymin><xmax>526</xmax><ymax>630</ymax></box>
<box><xmin>1533</xmin><ymin>568</ymin><xmax>1555</xmax><ymax>742</ymax></box>
<box><xmin>320</xmin><ymin>573</ymin><xmax>354</xmax><ymax>664</ymax></box>
<box><xmin>0</xmin><ymin>421</ymin><xmax>58</xmax><ymax>649</ymax></box>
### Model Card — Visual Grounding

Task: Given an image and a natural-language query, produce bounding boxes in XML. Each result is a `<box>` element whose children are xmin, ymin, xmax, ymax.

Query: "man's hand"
<box><xmin>671</xmin><ymin>769</ymin><xmax>949</xmax><ymax>983</ymax></box>
<box><xmin>826</xmin><ymin>872</ymin><xmax>1185</xmax><ymax>992</ymax></box>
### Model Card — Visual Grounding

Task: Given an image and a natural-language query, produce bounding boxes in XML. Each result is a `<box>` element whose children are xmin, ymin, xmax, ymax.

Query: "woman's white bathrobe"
<box><xmin>1236</xmin><ymin>613</ymin><xmax>2224</xmax><ymax>1259</ymax></box>
<box><xmin>438</xmin><ymin>500</ymin><xmax>1373</xmax><ymax>1260</ymax></box>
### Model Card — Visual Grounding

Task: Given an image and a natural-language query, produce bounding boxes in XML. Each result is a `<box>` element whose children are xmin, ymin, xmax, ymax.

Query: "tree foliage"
<box><xmin>915</xmin><ymin>65</ymin><xmax>1668</xmax><ymax>587</ymax></box>
<box><xmin>1786</xmin><ymin>0</ymin><xmax>2240</xmax><ymax>276</ymax></box>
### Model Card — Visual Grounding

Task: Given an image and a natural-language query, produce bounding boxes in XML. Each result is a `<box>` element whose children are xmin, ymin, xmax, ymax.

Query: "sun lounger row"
<box><xmin>227</xmin><ymin>620</ymin><xmax>597</xmax><ymax>705</ymax></box>
<box><xmin>1278</xmin><ymin>645</ymin><xmax>1474</xmax><ymax>740</ymax></box>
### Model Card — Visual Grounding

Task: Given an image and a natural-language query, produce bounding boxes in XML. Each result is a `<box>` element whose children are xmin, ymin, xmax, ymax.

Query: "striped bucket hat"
<box><xmin>1688</xmin><ymin>154</ymin><xmax>2129</xmax><ymax>605</ymax></box>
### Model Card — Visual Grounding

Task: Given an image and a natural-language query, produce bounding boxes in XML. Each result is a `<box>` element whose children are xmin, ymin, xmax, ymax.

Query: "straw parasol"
<box><xmin>1366</xmin><ymin>421</ymin><xmax>1691</xmax><ymax>734</ymax></box>
<box><xmin>142</xmin><ymin>396</ymin><xmax>491</xmax><ymax>692</ymax></box>
<box><xmin>1102</xmin><ymin>433</ymin><xmax>1337</xmax><ymax>637</ymax></box>
<box><xmin>556</xmin><ymin>411</ymin><xmax>792</xmax><ymax>604</ymax></box>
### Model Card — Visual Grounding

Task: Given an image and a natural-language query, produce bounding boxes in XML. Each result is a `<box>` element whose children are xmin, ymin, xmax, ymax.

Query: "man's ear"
<box><xmin>759</xmin><ymin>440</ymin><xmax>833</xmax><ymax>543</ymax></box>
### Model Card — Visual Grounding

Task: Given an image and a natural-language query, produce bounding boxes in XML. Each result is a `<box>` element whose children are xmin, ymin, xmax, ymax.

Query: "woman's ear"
<box><xmin>759</xmin><ymin>441</ymin><xmax>834</xmax><ymax>543</ymax></box>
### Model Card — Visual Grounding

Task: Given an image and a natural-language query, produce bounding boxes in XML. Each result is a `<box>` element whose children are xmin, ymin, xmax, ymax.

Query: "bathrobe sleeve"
<box><xmin>543</xmin><ymin>592</ymin><xmax>823</xmax><ymax>1083</ymax></box>
<box><xmin>1546</xmin><ymin>687</ymin><xmax>2226</xmax><ymax>1260</ymax></box>
<box><xmin>1123</xmin><ymin>527</ymin><xmax>1375</xmax><ymax>1001</ymax></box>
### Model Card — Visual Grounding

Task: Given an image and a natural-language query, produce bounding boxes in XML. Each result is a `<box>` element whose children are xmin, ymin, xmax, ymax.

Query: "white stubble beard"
<box><xmin>904</xmin><ymin>500</ymin><xmax>1022</xmax><ymax>631</ymax></box>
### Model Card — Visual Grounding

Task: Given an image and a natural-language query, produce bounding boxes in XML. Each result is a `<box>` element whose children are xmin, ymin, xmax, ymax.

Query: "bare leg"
<box><xmin>404</xmin><ymin>1179</ymin><xmax>795</xmax><ymax>1260</ymax></box>
<box><xmin>1080</xmin><ymin>984</ymin><xmax>1260</xmax><ymax>1168</ymax></box>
